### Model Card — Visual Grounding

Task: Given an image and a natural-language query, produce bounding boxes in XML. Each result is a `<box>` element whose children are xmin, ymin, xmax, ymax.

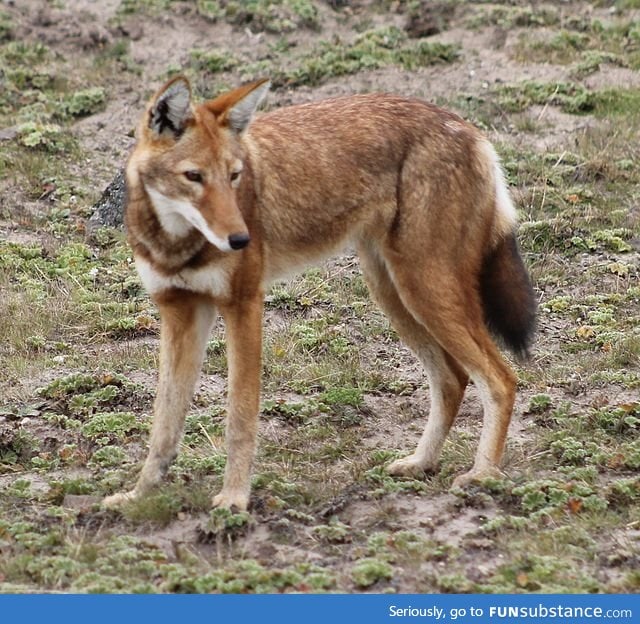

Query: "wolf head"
<box><xmin>127</xmin><ymin>76</ymin><xmax>270</xmax><ymax>252</ymax></box>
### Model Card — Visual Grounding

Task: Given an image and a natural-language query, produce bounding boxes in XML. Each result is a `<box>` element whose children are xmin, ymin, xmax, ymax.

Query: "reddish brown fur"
<box><xmin>102</xmin><ymin>78</ymin><xmax>536</xmax><ymax>513</ymax></box>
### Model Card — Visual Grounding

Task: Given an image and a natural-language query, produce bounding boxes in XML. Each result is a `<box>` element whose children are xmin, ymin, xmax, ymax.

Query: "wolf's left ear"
<box><xmin>148</xmin><ymin>76</ymin><xmax>192</xmax><ymax>138</ymax></box>
<box><xmin>208</xmin><ymin>79</ymin><xmax>270</xmax><ymax>134</ymax></box>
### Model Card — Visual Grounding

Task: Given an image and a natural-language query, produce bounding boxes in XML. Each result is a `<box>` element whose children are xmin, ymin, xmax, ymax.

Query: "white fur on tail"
<box><xmin>478</xmin><ymin>140</ymin><xmax>517</xmax><ymax>240</ymax></box>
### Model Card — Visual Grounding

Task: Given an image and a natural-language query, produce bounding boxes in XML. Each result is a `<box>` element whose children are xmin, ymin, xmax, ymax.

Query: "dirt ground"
<box><xmin>0</xmin><ymin>0</ymin><xmax>638</xmax><ymax>594</ymax></box>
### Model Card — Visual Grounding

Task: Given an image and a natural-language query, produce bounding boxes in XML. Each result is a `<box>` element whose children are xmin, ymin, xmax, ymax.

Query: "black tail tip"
<box><xmin>480</xmin><ymin>233</ymin><xmax>537</xmax><ymax>362</ymax></box>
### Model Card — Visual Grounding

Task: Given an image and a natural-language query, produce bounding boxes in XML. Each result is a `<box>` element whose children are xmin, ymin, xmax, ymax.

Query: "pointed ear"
<box><xmin>207</xmin><ymin>79</ymin><xmax>270</xmax><ymax>134</ymax></box>
<box><xmin>148</xmin><ymin>76</ymin><xmax>193</xmax><ymax>138</ymax></box>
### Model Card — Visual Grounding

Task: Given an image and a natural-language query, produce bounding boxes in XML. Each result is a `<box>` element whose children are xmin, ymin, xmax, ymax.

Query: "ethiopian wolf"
<box><xmin>103</xmin><ymin>77</ymin><xmax>536</xmax><ymax>512</ymax></box>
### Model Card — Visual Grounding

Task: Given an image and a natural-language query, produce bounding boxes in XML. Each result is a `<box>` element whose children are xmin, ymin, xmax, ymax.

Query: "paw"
<box><xmin>451</xmin><ymin>466</ymin><xmax>502</xmax><ymax>489</ymax></box>
<box><xmin>212</xmin><ymin>489</ymin><xmax>249</xmax><ymax>512</ymax></box>
<box><xmin>386</xmin><ymin>455</ymin><xmax>434</xmax><ymax>479</ymax></box>
<box><xmin>102</xmin><ymin>489</ymin><xmax>137</xmax><ymax>510</ymax></box>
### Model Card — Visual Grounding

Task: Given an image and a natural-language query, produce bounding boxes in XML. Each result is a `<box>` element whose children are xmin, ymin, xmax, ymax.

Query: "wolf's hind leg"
<box><xmin>386</xmin><ymin>347</ymin><xmax>468</xmax><ymax>478</ymax></box>
<box><xmin>383</xmin><ymin>249</ymin><xmax>517</xmax><ymax>487</ymax></box>
<box><xmin>357</xmin><ymin>244</ymin><xmax>468</xmax><ymax>477</ymax></box>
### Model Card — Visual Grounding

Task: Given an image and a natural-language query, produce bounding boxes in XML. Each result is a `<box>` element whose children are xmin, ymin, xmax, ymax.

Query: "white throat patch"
<box><xmin>146</xmin><ymin>186</ymin><xmax>232</xmax><ymax>252</ymax></box>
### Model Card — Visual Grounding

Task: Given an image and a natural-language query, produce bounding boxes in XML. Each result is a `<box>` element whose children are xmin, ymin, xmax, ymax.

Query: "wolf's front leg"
<box><xmin>103</xmin><ymin>291</ymin><xmax>215</xmax><ymax>509</ymax></box>
<box><xmin>212</xmin><ymin>295</ymin><xmax>263</xmax><ymax>511</ymax></box>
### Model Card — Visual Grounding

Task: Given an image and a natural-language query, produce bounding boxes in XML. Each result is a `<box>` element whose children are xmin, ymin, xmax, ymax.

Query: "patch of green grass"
<box><xmin>488</xmin><ymin>552</ymin><xmax>600</xmax><ymax>593</ymax></box>
<box><xmin>88</xmin><ymin>445</ymin><xmax>128</xmax><ymax>469</ymax></box>
<box><xmin>190</xmin><ymin>48</ymin><xmax>238</xmax><ymax>74</ymax></box>
<box><xmin>465</xmin><ymin>5</ymin><xmax>559</xmax><ymax>30</ymax></box>
<box><xmin>121</xmin><ymin>490</ymin><xmax>183</xmax><ymax>527</ymax></box>
<box><xmin>14</xmin><ymin>123</ymin><xmax>71</xmax><ymax>152</ymax></box>
<box><xmin>261</xmin><ymin>263</ymin><xmax>403</xmax><ymax>396</ymax></box>
<box><xmin>164</xmin><ymin>558</ymin><xmax>336</xmax><ymax>593</ymax></box>
<box><xmin>0</xmin><ymin>42</ymin><xmax>107</xmax><ymax>127</ymax></box>
<box><xmin>120</xmin><ymin>0</ymin><xmax>321</xmax><ymax>32</ymax></box>
<box><xmin>261</xmin><ymin>392</ymin><xmax>366</xmax><ymax>453</ymax></box>
<box><xmin>513</xmin><ymin>29</ymin><xmax>598</xmax><ymax>68</ymax></box>
<box><xmin>367</xmin><ymin>529</ymin><xmax>455</xmax><ymax>567</ymax></box>
<box><xmin>512</xmin><ymin>17</ymin><xmax>640</xmax><ymax>72</ymax></box>
<box><xmin>519</xmin><ymin>30</ymin><xmax>592</xmax><ymax>64</ymax></box>
<box><xmin>1</xmin><ymin>41</ymin><xmax>48</xmax><ymax>65</ymax></box>
<box><xmin>0</xmin><ymin>10</ymin><xmax>13</xmax><ymax>42</ymax></box>
<box><xmin>200</xmin><ymin>507</ymin><xmax>254</xmax><ymax>541</ymax></box>
<box><xmin>60</xmin><ymin>87</ymin><xmax>107</xmax><ymax>119</ymax></box>
<box><xmin>215</xmin><ymin>0</ymin><xmax>321</xmax><ymax>33</ymax></box>
<box><xmin>591</xmin><ymin>88</ymin><xmax>640</xmax><ymax>119</ymax></box>
<box><xmin>116</xmin><ymin>0</ymin><xmax>179</xmax><ymax>16</ymax></box>
<box><xmin>0</xmin><ymin>519</ymin><xmax>180</xmax><ymax>592</ymax></box>
<box><xmin>351</xmin><ymin>557</ymin><xmax>393</xmax><ymax>588</ymax></box>
<box><xmin>82</xmin><ymin>411</ymin><xmax>147</xmax><ymax>445</ymax></box>
<box><xmin>527</xmin><ymin>394</ymin><xmax>553</xmax><ymax>414</ymax></box>
<box><xmin>0</xmin><ymin>232</ymin><xmax>155</xmax><ymax>396</ymax></box>
<box><xmin>497</xmin><ymin>81</ymin><xmax>594</xmax><ymax>115</ymax></box>
<box><xmin>262</xmin><ymin>26</ymin><xmax>459</xmax><ymax>88</ymax></box>
<box><xmin>0</xmin><ymin>429</ymin><xmax>40</xmax><ymax>474</ymax></box>
<box><xmin>312</xmin><ymin>518</ymin><xmax>352</xmax><ymax>544</ymax></box>
<box><xmin>94</xmin><ymin>39</ymin><xmax>141</xmax><ymax>75</ymax></box>
<box><xmin>37</xmin><ymin>372</ymin><xmax>146</xmax><ymax>415</ymax></box>
<box><xmin>365</xmin><ymin>462</ymin><xmax>429</xmax><ymax>497</ymax></box>
<box><xmin>498</xmin><ymin>80</ymin><xmax>640</xmax><ymax>120</ymax></box>
<box><xmin>512</xmin><ymin>477</ymin><xmax>607</xmax><ymax>516</ymax></box>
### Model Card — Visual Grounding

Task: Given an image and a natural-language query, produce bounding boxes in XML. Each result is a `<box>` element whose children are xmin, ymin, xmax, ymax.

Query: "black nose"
<box><xmin>228</xmin><ymin>232</ymin><xmax>250</xmax><ymax>250</ymax></box>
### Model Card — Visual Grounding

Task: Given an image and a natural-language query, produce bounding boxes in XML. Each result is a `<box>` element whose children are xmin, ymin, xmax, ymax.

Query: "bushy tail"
<box><xmin>480</xmin><ymin>232</ymin><xmax>537</xmax><ymax>361</ymax></box>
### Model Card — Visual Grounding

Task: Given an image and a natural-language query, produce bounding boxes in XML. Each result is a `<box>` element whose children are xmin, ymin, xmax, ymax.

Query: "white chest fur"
<box><xmin>135</xmin><ymin>256</ymin><xmax>231</xmax><ymax>299</ymax></box>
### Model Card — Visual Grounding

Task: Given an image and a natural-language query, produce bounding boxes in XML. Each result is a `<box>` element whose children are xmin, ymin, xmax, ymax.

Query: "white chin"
<box><xmin>147</xmin><ymin>186</ymin><xmax>231</xmax><ymax>251</ymax></box>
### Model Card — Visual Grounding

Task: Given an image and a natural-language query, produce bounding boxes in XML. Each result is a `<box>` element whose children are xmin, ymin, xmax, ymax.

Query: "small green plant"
<box><xmin>271</xmin><ymin>26</ymin><xmax>458</xmax><ymax>88</ymax></box>
<box><xmin>590</xmin><ymin>404</ymin><xmax>639</xmax><ymax>435</ymax></box>
<box><xmin>590</xmin><ymin>228</ymin><xmax>633</xmax><ymax>252</ymax></box>
<box><xmin>512</xmin><ymin>478</ymin><xmax>608</xmax><ymax>517</ymax></box>
<box><xmin>262</xmin><ymin>397</ymin><xmax>322</xmax><ymax>425</ymax></box>
<box><xmin>200</xmin><ymin>507</ymin><xmax>253</xmax><ymax>541</ymax></box>
<box><xmin>606</xmin><ymin>477</ymin><xmax>640</xmax><ymax>507</ymax></box>
<box><xmin>121</xmin><ymin>491</ymin><xmax>182</xmax><ymax>526</ymax></box>
<box><xmin>496</xmin><ymin>554</ymin><xmax>572</xmax><ymax>592</ymax></box>
<box><xmin>5</xmin><ymin>478</ymin><xmax>33</xmax><ymax>499</ymax></box>
<box><xmin>365</xmin><ymin>463</ymin><xmax>428</xmax><ymax>496</ymax></box>
<box><xmin>116</xmin><ymin>0</ymin><xmax>176</xmax><ymax>16</ymax></box>
<box><xmin>38</xmin><ymin>373</ymin><xmax>107</xmax><ymax>399</ymax></box>
<box><xmin>312</xmin><ymin>519</ymin><xmax>352</xmax><ymax>544</ymax></box>
<box><xmin>466</xmin><ymin>5</ymin><xmax>559</xmax><ymax>29</ymax></box>
<box><xmin>195</xmin><ymin>0</ymin><xmax>223</xmax><ymax>20</ymax></box>
<box><xmin>1</xmin><ymin>41</ymin><xmax>48</xmax><ymax>65</ymax></box>
<box><xmin>81</xmin><ymin>411</ymin><xmax>145</xmax><ymax>445</ymax></box>
<box><xmin>497</xmin><ymin>81</ymin><xmax>594</xmax><ymax>114</ymax></box>
<box><xmin>0</xmin><ymin>10</ymin><xmax>13</xmax><ymax>42</ymax></box>
<box><xmin>89</xmin><ymin>445</ymin><xmax>127</xmax><ymax>468</ymax></box>
<box><xmin>351</xmin><ymin>557</ymin><xmax>393</xmax><ymax>588</ymax></box>
<box><xmin>217</xmin><ymin>0</ymin><xmax>320</xmax><ymax>33</ymax></box>
<box><xmin>0</xmin><ymin>428</ymin><xmax>39</xmax><ymax>471</ymax></box>
<box><xmin>60</xmin><ymin>88</ymin><xmax>107</xmax><ymax>119</ymax></box>
<box><xmin>527</xmin><ymin>394</ymin><xmax>553</xmax><ymax>414</ymax></box>
<box><xmin>16</xmin><ymin>122</ymin><xmax>68</xmax><ymax>152</ymax></box>
<box><xmin>320</xmin><ymin>387</ymin><xmax>363</xmax><ymax>409</ymax></box>
<box><xmin>190</xmin><ymin>48</ymin><xmax>238</xmax><ymax>73</ymax></box>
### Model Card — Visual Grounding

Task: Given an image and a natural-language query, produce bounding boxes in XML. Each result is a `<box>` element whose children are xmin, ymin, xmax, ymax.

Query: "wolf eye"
<box><xmin>184</xmin><ymin>170</ymin><xmax>203</xmax><ymax>183</ymax></box>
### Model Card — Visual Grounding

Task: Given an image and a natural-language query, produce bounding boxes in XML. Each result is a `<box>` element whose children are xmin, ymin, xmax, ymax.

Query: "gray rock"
<box><xmin>86</xmin><ymin>168</ymin><xmax>126</xmax><ymax>237</ymax></box>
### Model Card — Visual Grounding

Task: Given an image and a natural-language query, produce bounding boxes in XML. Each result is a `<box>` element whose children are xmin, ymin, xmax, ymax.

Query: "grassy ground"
<box><xmin>0</xmin><ymin>0</ymin><xmax>638</xmax><ymax>593</ymax></box>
